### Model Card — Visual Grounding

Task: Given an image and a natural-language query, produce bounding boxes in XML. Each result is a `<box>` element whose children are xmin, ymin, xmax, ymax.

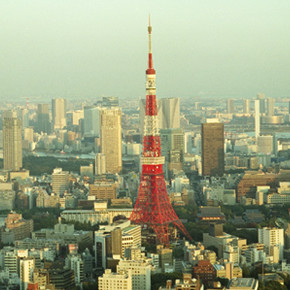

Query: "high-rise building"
<box><xmin>243</xmin><ymin>99</ymin><xmax>250</xmax><ymax>114</ymax></box>
<box><xmin>52</xmin><ymin>98</ymin><xmax>66</xmax><ymax>130</ymax></box>
<box><xmin>3</xmin><ymin>111</ymin><xmax>22</xmax><ymax>171</ymax></box>
<box><xmin>139</xmin><ymin>97</ymin><xmax>180</xmax><ymax>135</ymax></box>
<box><xmin>255</xmin><ymin>99</ymin><xmax>260</xmax><ymax>139</ymax></box>
<box><xmin>201</xmin><ymin>122</ymin><xmax>224</xmax><ymax>177</ymax></box>
<box><xmin>161</xmin><ymin>97</ymin><xmax>180</xmax><ymax>129</ymax></box>
<box><xmin>84</xmin><ymin>106</ymin><xmax>100</xmax><ymax>137</ymax></box>
<box><xmin>36</xmin><ymin>104</ymin><xmax>51</xmax><ymax>133</ymax></box>
<box><xmin>100</xmin><ymin>108</ymin><xmax>122</xmax><ymax>174</ymax></box>
<box><xmin>160</xmin><ymin>128</ymin><xmax>184</xmax><ymax>171</ymax></box>
<box><xmin>267</xmin><ymin>97</ymin><xmax>275</xmax><ymax>116</ymax></box>
<box><xmin>227</xmin><ymin>99</ymin><xmax>235</xmax><ymax>114</ymax></box>
<box><xmin>257</xmin><ymin>93</ymin><xmax>266</xmax><ymax>114</ymax></box>
<box><xmin>258</xmin><ymin>227</ymin><xmax>284</xmax><ymax>260</ymax></box>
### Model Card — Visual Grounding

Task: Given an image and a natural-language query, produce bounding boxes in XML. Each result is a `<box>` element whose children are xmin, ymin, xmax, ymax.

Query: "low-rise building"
<box><xmin>98</xmin><ymin>269</ymin><xmax>132</xmax><ymax>290</ymax></box>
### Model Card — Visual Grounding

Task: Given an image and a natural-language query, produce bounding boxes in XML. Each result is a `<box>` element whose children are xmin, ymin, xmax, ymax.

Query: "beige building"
<box><xmin>98</xmin><ymin>269</ymin><xmax>132</xmax><ymax>290</ymax></box>
<box><xmin>52</xmin><ymin>168</ymin><xmax>69</xmax><ymax>194</ymax></box>
<box><xmin>52</xmin><ymin>98</ymin><xmax>66</xmax><ymax>130</ymax></box>
<box><xmin>100</xmin><ymin>108</ymin><xmax>122</xmax><ymax>174</ymax></box>
<box><xmin>5</xmin><ymin>213</ymin><xmax>33</xmax><ymax>241</ymax></box>
<box><xmin>20</xmin><ymin>257</ymin><xmax>35</xmax><ymax>290</ymax></box>
<box><xmin>89</xmin><ymin>179</ymin><xmax>118</xmax><ymax>200</ymax></box>
<box><xmin>3</xmin><ymin>111</ymin><xmax>22</xmax><ymax>171</ymax></box>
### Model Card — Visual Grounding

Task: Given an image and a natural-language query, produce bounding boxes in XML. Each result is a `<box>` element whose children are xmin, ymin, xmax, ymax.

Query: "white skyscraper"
<box><xmin>52</xmin><ymin>98</ymin><xmax>67</xmax><ymax>130</ymax></box>
<box><xmin>95</xmin><ymin>153</ymin><xmax>106</xmax><ymax>175</ymax></box>
<box><xmin>255</xmin><ymin>99</ymin><xmax>260</xmax><ymax>139</ymax></box>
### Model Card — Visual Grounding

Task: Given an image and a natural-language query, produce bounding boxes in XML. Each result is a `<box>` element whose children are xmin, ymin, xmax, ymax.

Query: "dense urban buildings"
<box><xmin>0</xmin><ymin>14</ymin><xmax>290</xmax><ymax>290</ymax></box>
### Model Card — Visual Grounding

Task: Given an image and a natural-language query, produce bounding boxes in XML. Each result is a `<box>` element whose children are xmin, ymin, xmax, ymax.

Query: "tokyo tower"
<box><xmin>130</xmin><ymin>18</ymin><xmax>192</xmax><ymax>246</ymax></box>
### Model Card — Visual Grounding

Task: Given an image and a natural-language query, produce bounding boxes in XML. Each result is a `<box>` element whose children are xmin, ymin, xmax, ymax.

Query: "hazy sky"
<box><xmin>1</xmin><ymin>0</ymin><xmax>290</xmax><ymax>100</ymax></box>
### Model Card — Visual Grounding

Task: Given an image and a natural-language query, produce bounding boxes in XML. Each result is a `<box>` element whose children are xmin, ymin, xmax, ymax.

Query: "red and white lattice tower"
<box><xmin>130</xmin><ymin>18</ymin><xmax>192</xmax><ymax>246</ymax></box>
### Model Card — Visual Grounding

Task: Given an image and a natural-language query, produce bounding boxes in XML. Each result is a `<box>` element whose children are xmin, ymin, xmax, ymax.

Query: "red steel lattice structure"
<box><xmin>130</xmin><ymin>19</ymin><xmax>192</xmax><ymax>246</ymax></box>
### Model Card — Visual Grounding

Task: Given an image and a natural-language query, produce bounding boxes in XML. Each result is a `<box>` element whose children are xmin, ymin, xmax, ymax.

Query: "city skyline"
<box><xmin>1</xmin><ymin>1</ymin><xmax>290</xmax><ymax>100</ymax></box>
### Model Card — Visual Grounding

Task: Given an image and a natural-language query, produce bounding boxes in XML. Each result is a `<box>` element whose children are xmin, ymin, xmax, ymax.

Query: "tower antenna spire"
<box><xmin>147</xmin><ymin>15</ymin><xmax>154</xmax><ymax>74</ymax></box>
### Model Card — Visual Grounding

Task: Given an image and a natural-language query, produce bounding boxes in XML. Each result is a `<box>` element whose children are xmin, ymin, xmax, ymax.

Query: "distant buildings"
<box><xmin>3</xmin><ymin>111</ymin><xmax>22</xmax><ymax>171</ymax></box>
<box><xmin>201</xmin><ymin>122</ymin><xmax>224</xmax><ymax>177</ymax></box>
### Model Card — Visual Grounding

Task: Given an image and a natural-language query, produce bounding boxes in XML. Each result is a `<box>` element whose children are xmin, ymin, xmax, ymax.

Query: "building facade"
<box><xmin>100</xmin><ymin>108</ymin><xmax>122</xmax><ymax>174</ymax></box>
<box><xmin>3</xmin><ymin>111</ymin><xmax>22</xmax><ymax>171</ymax></box>
<box><xmin>201</xmin><ymin>122</ymin><xmax>224</xmax><ymax>177</ymax></box>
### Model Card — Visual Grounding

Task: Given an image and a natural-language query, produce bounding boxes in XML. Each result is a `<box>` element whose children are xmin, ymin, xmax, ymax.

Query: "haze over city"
<box><xmin>1</xmin><ymin>0</ymin><xmax>290</xmax><ymax>99</ymax></box>
<box><xmin>1</xmin><ymin>1</ymin><xmax>290</xmax><ymax>289</ymax></box>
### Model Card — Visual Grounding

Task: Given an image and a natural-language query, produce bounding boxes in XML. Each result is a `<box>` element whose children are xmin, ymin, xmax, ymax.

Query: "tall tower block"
<box><xmin>3</xmin><ymin>111</ymin><xmax>22</xmax><ymax>171</ymax></box>
<box><xmin>130</xmin><ymin>18</ymin><xmax>191</xmax><ymax>246</ymax></box>
<box><xmin>255</xmin><ymin>99</ymin><xmax>260</xmax><ymax>139</ymax></box>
